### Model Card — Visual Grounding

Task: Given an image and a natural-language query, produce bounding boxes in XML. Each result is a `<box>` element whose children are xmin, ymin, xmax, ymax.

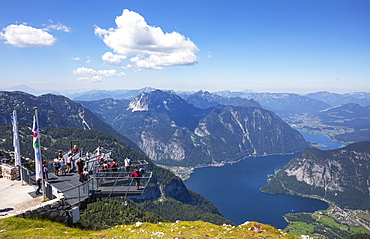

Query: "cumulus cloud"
<box><xmin>73</xmin><ymin>67</ymin><xmax>126</xmax><ymax>82</ymax></box>
<box><xmin>94</xmin><ymin>9</ymin><xmax>199</xmax><ymax>70</ymax></box>
<box><xmin>102</xmin><ymin>52</ymin><xmax>127</xmax><ymax>65</ymax></box>
<box><xmin>0</xmin><ymin>24</ymin><xmax>56</xmax><ymax>47</ymax></box>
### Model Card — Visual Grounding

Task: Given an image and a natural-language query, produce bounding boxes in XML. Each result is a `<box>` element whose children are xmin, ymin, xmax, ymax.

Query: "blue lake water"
<box><xmin>298</xmin><ymin>130</ymin><xmax>344</xmax><ymax>150</ymax></box>
<box><xmin>184</xmin><ymin>131</ymin><xmax>341</xmax><ymax>229</ymax></box>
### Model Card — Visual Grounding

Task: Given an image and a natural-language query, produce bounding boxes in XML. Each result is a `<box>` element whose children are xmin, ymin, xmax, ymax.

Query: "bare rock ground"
<box><xmin>0</xmin><ymin>178</ymin><xmax>44</xmax><ymax>218</ymax></box>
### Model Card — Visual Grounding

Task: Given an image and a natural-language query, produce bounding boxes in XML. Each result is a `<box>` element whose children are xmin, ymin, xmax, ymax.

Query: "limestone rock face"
<box><xmin>264</xmin><ymin>141</ymin><xmax>370</xmax><ymax>210</ymax></box>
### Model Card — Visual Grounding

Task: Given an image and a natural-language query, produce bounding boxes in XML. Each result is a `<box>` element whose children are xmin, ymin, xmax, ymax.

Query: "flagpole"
<box><xmin>33</xmin><ymin>107</ymin><xmax>44</xmax><ymax>197</ymax></box>
<box><xmin>12</xmin><ymin>104</ymin><xmax>23</xmax><ymax>183</ymax></box>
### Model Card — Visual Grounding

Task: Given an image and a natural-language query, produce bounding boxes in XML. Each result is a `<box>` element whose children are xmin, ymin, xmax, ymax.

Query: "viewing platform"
<box><xmin>19</xmin><ymin>147</ymin><xmax>152</xmax><ymax>207</ymax></box>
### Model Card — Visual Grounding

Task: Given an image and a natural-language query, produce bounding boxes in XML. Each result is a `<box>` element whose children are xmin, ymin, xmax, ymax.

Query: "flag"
<box><xmin>33</xmin><ymin>113</ymin><xmax>43</xmax><ymax>180</ymax></box>
<box><xmin>12</xmin><ymin>109</ymin><xmax>21</xmax><ymax>166</ymax></box>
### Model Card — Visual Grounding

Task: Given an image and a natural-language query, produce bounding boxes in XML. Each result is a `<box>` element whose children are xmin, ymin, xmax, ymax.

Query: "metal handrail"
<box><xmin>62</xmin><ymin>178</ymin><xmax>95</xmax><ymax>207</ymax></box>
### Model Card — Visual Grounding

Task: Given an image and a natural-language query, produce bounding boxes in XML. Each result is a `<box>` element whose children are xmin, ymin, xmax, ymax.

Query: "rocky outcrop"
<box><xmin>134</xmin><ymin>104</ymin><xmax>309</xmax><ymax>166</ymax></box>
<box><xmin>262</xmin><ymin>141</ymin><xmax>370</xmax><ymax>210</ymax></box>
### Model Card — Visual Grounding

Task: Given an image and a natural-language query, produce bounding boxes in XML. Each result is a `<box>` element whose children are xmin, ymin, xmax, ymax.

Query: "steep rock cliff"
<box><xmin>262</xmin><ymin>141</ymin><xmax>370</xmax><ymax>210</ymax></box>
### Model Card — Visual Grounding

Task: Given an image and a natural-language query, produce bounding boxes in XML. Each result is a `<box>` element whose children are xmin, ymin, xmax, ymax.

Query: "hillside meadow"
<box><xmin>0</xmin><ymin>216</ymin><xmax>299</xmax><ymax>238</ymax></box>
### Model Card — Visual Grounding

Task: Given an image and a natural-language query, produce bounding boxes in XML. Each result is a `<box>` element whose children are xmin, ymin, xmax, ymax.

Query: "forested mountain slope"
<box><xmin>0</xmin><ymin>91</ymin><xmax>141</xmax><ymax>152</ymax></box>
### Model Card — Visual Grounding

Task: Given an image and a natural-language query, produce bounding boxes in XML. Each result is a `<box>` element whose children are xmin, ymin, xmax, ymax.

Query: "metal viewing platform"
<box><xmin>20</xmin><ymin>148</ymin><xmax>152</xmax><ymax>207</ymax></box>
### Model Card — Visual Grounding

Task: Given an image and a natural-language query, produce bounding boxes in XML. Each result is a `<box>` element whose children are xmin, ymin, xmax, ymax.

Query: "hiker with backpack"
<box><xmin>131</xmin><ymin>166</ymin><xmax>143</xmax><ymax>190</ymax></box>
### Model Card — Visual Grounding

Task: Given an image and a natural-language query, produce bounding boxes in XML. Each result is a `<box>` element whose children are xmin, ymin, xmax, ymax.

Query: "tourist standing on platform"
<box><xmin>59</xmin><ymin>157</ymin><xmax>66</xmax><ymax>176</ymax></box>
<box><xmin>110</xmin><ymin>159</ymin><xmax>118</xmax><ymax>177</ymax></box>
<box><xmin>76</xmin><ymin>158</ymin><xmax>85</xmax><ymax>182</ymax></box>
<box><xmin>42</xmin><ymin>161</ymin><xmax>49</xmax><ymax>180</ymax></box>
<box><xmin>53</xmin><ymin>157</ymin><xmax>60</xmax><ymax>176</ymax></box>
<box><xmin>86</xmin><ymin>150</ymin><xmax>92</xmax><ymax>160</ymax></box>
<box><xmin>93</xmin><ymin>146</ymin><xmax>106</xmax><ymax>156</ymax></box>
<box><xmin>66</xmin><ymin>153</ymin><xmax>72</xmax><ymax>173</ymax></box>
<box><xmin>131</xmin><ymin>166</ymin><xmax>142</xmax><ymax>190</ymax></box>
<box><xmin>124</xmin><ymin>157</ymin><xmax>131</xmax><ymax>174</ymax></box>
<box><xmin>35</xmin><ymin>178</ymin><xmax>42</xmax><ymax>195</ymax></box>
<box><xmin>71</xmin><ymin>145</ymin><xmax>79</xmax><ymax>155</ymax></box>
<box><xmin>82</xmin><ymin>168</ymin><xmax>90</xmax><ymax>183</ymax></box>
<box><xmin>101</xmin><ymin>160</ymin><xmax>109</xmax><ymax>177</ymax></box>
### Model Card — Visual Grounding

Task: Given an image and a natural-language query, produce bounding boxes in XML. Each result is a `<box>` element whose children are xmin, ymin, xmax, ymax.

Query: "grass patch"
<box><xmin>317</xmin><ymin>215</ymin><xmax>343</xmax><ymax>229</ymax></box>
<box><xmin>285</xmin><ymin>221</ymin><xmax>316</xmax><ymax>237</ymax></box>
<box><xmin>358</xmin><ymin>214</ymin><xmax>370</xmax><ymax>221</ymax></box>
<box><xmin>349</xmin><ymin>225</ymin><xmax>370</xmax><ymax>234</ymax></box>
<box><xmin>0</xmin><ymin>216</ymin><xmax>299</xmax><ymax>239</ymax></box>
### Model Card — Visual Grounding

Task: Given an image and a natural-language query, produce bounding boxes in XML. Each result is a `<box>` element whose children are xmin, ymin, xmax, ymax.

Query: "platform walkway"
<box><xmin>19</xmin><ymin>149</ymin><xmax>152</xmax><ymax>207</ymax></box>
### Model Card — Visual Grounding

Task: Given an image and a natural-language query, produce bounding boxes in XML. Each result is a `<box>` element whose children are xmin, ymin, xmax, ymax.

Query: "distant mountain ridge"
<box><xmin>80</xmin><ymin>90</ymin><xmax>310</xmax><ymax>167</ymax></box>
<box><xmin>261</xmin><ymin>141</ymin><xmax>370</xmax><ymax>210</ymax></box>
<box><xmin>306</xmin><ymin>91</ymin><xmax>370</xmax><ymax>107</ymax></box>
<box><xmin>212</xmin><ymin>91</ymin><xmax>331</xmax><ymax>117</ymax></box>
<box><xmin>181</xmin><ymin>90</ymin><xmax>261</xmax><ymax>109</ymax></box>
<box><xmin>70</xmin><ymin>87</ymin><xmax>157</xmax><ymax>101</ymax></box>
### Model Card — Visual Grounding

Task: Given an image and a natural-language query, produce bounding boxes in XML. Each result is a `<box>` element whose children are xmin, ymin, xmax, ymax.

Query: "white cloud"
<box><xmin>44</xmin><ymin>21</ymin><xmax>71</xmax><ymax>32</ymax></box>
<box><xmin>73</xmin><ymin>67</ymin><xmax>126</xmax><ymax>76</ymax></box>
<box><xmin>71</xmin><ymin>57</ymin><xmax>81</xmax><ymax>60</ymax></box>
<box><xmin>73</xmin><ymin>67</ymin><xmax>126</xmax><ymax>82</ymax></box>
<box><xmin>102</xmin><ymin>52</ymin><xmax>126</xmax><ymax>65</ymax></box>
<box><xmin>94</xmin><ymin>9</ymin><xmax>199</xmax><ymax>70</ymax></box>
<box><xmin>0</xmin><ymin>24</ymin><xmax>56</xmax><ymax>47</ymax></box>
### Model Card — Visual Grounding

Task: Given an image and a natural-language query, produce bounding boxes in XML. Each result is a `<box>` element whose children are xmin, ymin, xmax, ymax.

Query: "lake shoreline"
<box><xmin>160</xmin><ymin>151</ymin><xmax>302</xmax><ymax>180</ymax></box>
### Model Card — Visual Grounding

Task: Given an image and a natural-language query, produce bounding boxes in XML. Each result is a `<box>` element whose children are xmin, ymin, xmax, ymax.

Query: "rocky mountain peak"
<box><xmin>128</xmin><ymin>90</ymin><xmax>187</xmax><ymax>113</ymax></box>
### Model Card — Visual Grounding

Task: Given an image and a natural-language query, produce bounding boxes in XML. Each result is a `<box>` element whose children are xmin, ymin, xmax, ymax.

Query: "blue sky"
<box><xmin>1</xmin><ymin>0</ymin><xmax>369</xmax><ymax>94</ymax></box>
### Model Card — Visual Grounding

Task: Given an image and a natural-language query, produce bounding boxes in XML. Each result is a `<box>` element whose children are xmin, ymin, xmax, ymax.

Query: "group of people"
<box><xmin>52</xmin><ymin>151</ymin><xmax>73</xmax><ymax>177</ymax></box>
<box><xmin>49</xmin><ymin>145</ymin><xmax>146</xmax><ymax>189</ymax></box>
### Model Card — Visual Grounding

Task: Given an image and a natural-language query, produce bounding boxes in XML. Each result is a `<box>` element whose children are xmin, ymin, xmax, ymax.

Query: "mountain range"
<box><xmin>80</xmin><ymin>89</ymin><xmax>310</xmax><ymax>167</ymax></box>
<box><xmin>0</xmin><ymin>91</ymin><xmax>140</xmax><ymax>152</ymax></box>
<box><xmin>306</xmin><ymin>91</ymin><xmax>370</xmax><ymax>107</ymax></box>
<box><xmin>0</xmin><ymin>91</ymin><xmax>233</xmax><ymax>225</ymax></box>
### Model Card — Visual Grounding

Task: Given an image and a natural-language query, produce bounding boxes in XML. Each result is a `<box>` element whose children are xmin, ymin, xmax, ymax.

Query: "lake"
<box><xmin>184</xmin><ymin>131</ymin><xmax>341</xmax><ymax>229</ymax></box>
<box><xmin>298</xmin><ymin>130</ymin><xmax>344</xmax><ymax>150</ymax></box>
